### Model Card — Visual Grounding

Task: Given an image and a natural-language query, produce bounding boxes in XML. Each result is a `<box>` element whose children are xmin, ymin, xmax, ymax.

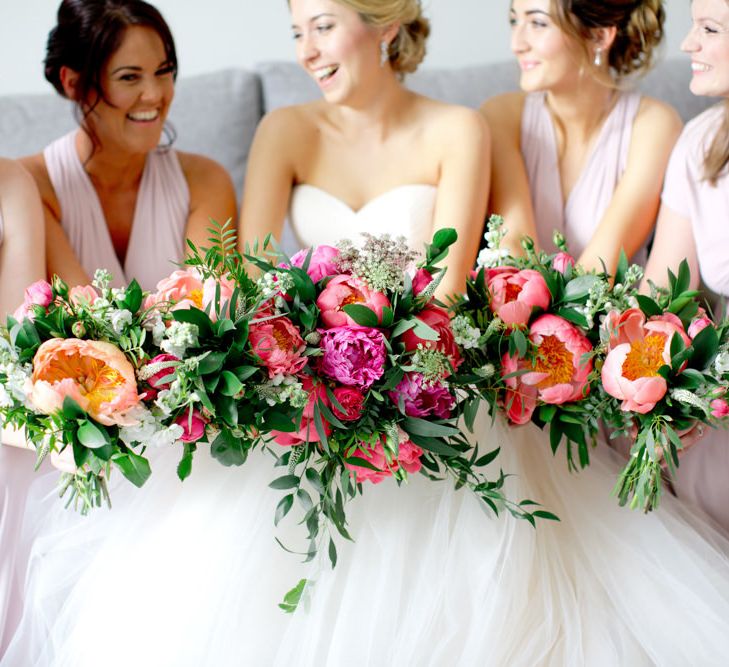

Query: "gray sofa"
<box><xmin>0</xmin><ymin>59</ymin><xmax>712</xmax><ymax>250</ymax></box>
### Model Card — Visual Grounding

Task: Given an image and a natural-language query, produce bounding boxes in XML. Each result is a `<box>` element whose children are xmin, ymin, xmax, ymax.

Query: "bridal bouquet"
<box><xmin>244</xmin><ymin>228</ymin><xmax>541</xmax><ymax>611</ymax></box>
<box><xmin>451</xmin><ymin>216</ymin><xmax>643</xmax><ymax>470</ymax></box>
<box><xmin>600</xmin><ymin>261</ymin><xmax>729</xmax><ymax>511</ymax></box>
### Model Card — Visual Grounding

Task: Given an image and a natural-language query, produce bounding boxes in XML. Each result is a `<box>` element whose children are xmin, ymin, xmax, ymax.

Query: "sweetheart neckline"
<box><xmin>292</xmin><ymin>183</ymin><xmax>437</xmax><ymax>215</ymax></box>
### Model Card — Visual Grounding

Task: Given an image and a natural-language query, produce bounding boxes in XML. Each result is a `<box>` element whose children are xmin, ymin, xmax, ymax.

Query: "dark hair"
<box><xmin>44</xmin><ymin>0</ymin><xmax>178</xmax><ymax>148</ymax></box>
<box><xmin>551</xmin><ymin>0</ymin><xmax>665</xmax><ymax>79</ymax></box>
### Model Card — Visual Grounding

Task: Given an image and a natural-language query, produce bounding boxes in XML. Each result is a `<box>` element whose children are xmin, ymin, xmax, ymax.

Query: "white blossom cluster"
<box><xmin>119</xmin><ymin>406</ymin><xmax>185</xmax><ymax>448</ymax></box>
<box><xmin>451</xmin><ymin>315</ymin><xmax>482</xmax><ymax>350</ymax></box>
<box><xmin>715</xmin><ymin>350</ymin><xmax>729</xmax><ymax>376</ymax></box>
<box><xmin>0</xmin><ymin>339</ymin><xmax>32</xmax><ymax>409</ymax></box>
<box><xmin>256</xmin><ymin>374</ymin><xmax>308</xmax><ymax>408</ymax></box>
<box><xmin>155</xmin><ymin>379</ymin><xmax>199</xmax><ymax>417</ymax></box>
<box><xmin>160</xmin><ymin>322</ymin><xmax>199</xmax><ymax>358</ymax></box>
<box><xmin>476</xmin><ymin>215</ymin><xmax>512</xmax><ymax>269</ymax></box>
<box><xmin>257</xmin><ymin>271</ymin><xmax>294</xmax><ymax>302</ymax></box>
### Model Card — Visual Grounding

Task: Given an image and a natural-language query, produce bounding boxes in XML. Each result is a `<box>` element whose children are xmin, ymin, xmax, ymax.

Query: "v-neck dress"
<box><xmin>43</xmin><ymin>131</ymin><xmax>190</xmax><ymax>290</ymax></box>
<box><xmin>521</xmin><ymin>91</ymin><xmax>645</xmax><ymax>264</ymax></box>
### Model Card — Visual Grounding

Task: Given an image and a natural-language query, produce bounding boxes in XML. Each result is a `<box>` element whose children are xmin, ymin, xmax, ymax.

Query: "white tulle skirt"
<box><xmin>4</xmin><ymin>413</ymin><xmax>729</xmax><ymax>666</ymax></box>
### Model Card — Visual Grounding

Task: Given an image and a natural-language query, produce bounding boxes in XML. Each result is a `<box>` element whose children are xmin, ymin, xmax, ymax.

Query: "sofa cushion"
<box><xmin>258</xmin><ymin>59</ymin><xmax>714</xmax><ymax>122</ymax></box>
<box><xmin>0</xmin><ymin>68</ymin><xmax>262</xmax><ymax>196</ymax></box>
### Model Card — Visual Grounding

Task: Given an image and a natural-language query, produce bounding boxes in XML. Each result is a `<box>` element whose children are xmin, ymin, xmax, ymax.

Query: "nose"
<box><xmin>511</xmin><ymin>21</ymin><xmax>528</xmax><ymax>55</ymax></box>
<box><xmin>681</xmin><ymin>25</ymin><xmax>699</xmax><ymax>53</ymax></box>
<box><xmin>139</xmin><ymin>75</ymin><xmax>164</xmax><ymax>104</ymax></box>
<box><xmin>297</xmin><ymin>31</ymin><xmax>320</xmax><ymax>65</ymax></box>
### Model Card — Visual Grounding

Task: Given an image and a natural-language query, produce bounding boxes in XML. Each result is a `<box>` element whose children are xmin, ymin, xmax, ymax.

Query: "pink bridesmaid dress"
<box><xmin>659</xmin><ymin>104</ymin><xmax>729</xmax><ymax>534</ymax></box>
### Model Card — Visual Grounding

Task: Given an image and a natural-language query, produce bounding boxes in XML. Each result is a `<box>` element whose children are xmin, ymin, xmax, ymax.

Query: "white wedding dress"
<box><xmin>5</xmin><ymin>184</ymin><xmax>729</xmax><ymax>666</ymax></box>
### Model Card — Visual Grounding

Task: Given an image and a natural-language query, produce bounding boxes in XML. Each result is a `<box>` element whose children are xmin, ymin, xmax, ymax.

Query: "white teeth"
<box><xmin>127</xmin><ymin>110</ymin><xmax>159</xmax><ymax>121</ymax></box>
<box><xmin>314</xmin><ymin>66</ymin><xmax>338</xmax><ymax>81</ymax></box>
<box><xmin>692</xmin><ymin>62</ymin><xmax>710</xmax><ymax>72</ymax></box>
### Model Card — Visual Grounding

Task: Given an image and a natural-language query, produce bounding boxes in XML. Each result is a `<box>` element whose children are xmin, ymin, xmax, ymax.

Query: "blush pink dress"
<box><xmin>659</xmin><ymin>103</ymin><xmax>729</xmax><ymax>534</ymax></box>
<box><xmin>521</xmin><ymin>90</ymin><xmax>647</xmax><ymax>265</ymax></box>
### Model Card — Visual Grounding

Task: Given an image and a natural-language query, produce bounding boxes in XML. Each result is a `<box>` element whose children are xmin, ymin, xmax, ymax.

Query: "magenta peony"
<box><xmin>142</xmin><ymin>353</ymin><xmax>179</xmax><ymax>400</ymax></box>
<box><xmin>290</xmin><ymin>245</ymin><xmax>341</xmax><ymax>283</ymax></box>
<box><xmin>331</xmin><ymin>387</ymin><xmax>366</xmax><ymax>421</ymax></box>
<box><xmin>388</xmin><ymin>372</ymin><xmax>455</xmax><ymax>419</ymax></box>
<box><xmin>249</xmin><ymin>316</ymin><xmax>308</xmax><ymax>378</ymax></box>
<box><xmin>411</xmin><ymin>268</ymin><xmax>434</xmax><ymax>296</ymax></box>
<box><xmin>14</xmin><ymin>280</ymin><xmax>54</xmax><ymax>320</ymax></box>
<box><xmin>552</xmin><ymin>252</ymin><xmax>576</xmax><ymax>274</ymax></box>
<box><xmin>175</xmin><ymin>407</ymin><xmax>208</xmax><ymax>443</ymax></box>
<box><xmin>316</xmin><ymin>275</ymin><xmax>391</xmax><ymax>329</ymax></box>
<box><xmin>487</xmin><ymin>267</ymin><xmax>551</xmax><ymax>328</ymax></box>
<box><xmin>711</xmin><ymin>398</ymin><xmax>729</xmax><ymax>418</ymax></box>
<box><xmin>319</xmin><ymin>326</ymin><xmax>387</xmax><ymax>390</ymax></box>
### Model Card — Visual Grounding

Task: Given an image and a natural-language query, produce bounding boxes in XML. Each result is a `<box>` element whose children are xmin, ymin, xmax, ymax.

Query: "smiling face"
<box><xmin>289</xmin><ymin>0</ymin><xmax>385</xmax><ymax>105</ymax></box>
<box><xmin>682</xmin><ymin>0</ymin><xmax>729</xmax><ymax>97</ymax></box>
<box><xmin>86</xmin><ymin>25</ymin><xmax>175</xmax><ymax>155</ymax></box>
<box><xmin>509</xmin><ymin>0</ymin><xmax>584</xmax><ymax>93</ymax></box>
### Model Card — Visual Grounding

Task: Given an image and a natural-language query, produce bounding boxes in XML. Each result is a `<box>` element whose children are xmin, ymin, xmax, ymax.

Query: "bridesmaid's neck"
<box><xmin>544</xmin><ymin>79</ymin><xmax>617</xmax><ymax>143</ymax></box>
<box><xmin>74</xmin><ymin>129</ymin><xmax>147</xmax><ymax>191</ymax></box>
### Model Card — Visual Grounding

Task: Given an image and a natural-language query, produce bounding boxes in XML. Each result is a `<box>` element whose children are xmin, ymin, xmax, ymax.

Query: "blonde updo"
<box><xmin>336</xmin><ymin>0</ymin><xmax>430</xmax><ymax>74</ymax></box>
<box><xmin>551</xmin><ymin>0</ymin><xmax>665</xmax><ymax>79</ymax></box>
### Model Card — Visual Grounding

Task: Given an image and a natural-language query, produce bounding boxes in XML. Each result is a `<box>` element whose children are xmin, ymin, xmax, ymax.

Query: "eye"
<box><xmin>156</xmin><ymin>64</ymin><xmax>175</xmax><ymax>76</ymax></box>
<box><xmin>119</xmin><ymin>73</ymin><xmax>139</xmax><ymax>82</ymax></box>
<box><xmin>315</xmin><ymin>23</ymin><xmax>334</xmax><ymax>34</ymax></box>
<box><xmin>292</xmin><ymin>31</ymin><xmax>303</xmax><ymax>41</ymax></box>
<box><xmin>530</xmin><ymin>19</ymin><xmax>548</xmax><ymax>28</ymax></box>
<box><xmin>509</xmin><ymin>17</ymin><xmax>517</xmax><ymax>28</ymax></box>
<box><xmin>703</xmin><ymin>25</ymin><xmax>719</xmax><ymax>34</ymax></box>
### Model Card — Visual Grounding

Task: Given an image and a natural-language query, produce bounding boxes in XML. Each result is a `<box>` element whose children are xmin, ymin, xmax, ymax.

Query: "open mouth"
<box><xmin>126</xmin><ymin>110</ymin><xmax>160</xmax><ymax>122</ymax></box>
<box><xmin>314</xmin><ymin>65</ymin><xmax>339</xmax><ymax>84</ymax></box>
<box><xmin>691</xmin><ymin>62</ymin><xmax>710</xmax><ymax>73</ymax></box>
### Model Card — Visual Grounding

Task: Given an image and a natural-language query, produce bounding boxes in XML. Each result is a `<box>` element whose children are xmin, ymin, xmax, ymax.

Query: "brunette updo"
<box><xmin>44</xmin><ymin>0</ymin><xmax>177</xmax><ymax>114</ymax></box>
<box><xmin>551</xmin><ymin>0</ymin><xmax>665</xmax><ymax>79</ymax></box>
<box><xmin>337</xmin><ymin>0</ymin><xmax>430</xmax><ymax>74</ymax></box>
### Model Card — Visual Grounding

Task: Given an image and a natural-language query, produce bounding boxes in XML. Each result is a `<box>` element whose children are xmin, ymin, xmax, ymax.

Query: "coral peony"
<box><xmin>602</xmin><ymin>308</ymin><xmax>690</xmax><ymax>414</ymax></box>
<box><xmin>488</xmin><ymin>267</ymin><xmax>551</xmax><ymax>328</ymax></box>
<box><xmin>345</xmin><ymin>432</ymin><xmax>423</xmax><ymax>484</ymax></box>
<box><xmin>399</xmin><ymin>305</ymin><xmax>462</xmax><ymax>372</ymax></box>
<box><xmin>331</xmin><ymin>387</ymin><xmax>366</xmax><ymax>421</ymax></box>
<box><xmin>272</xmin><ymin>378</ymin><xmax>331</xmax><ymax>446</ymax></box>
<box><xmin>502</xmin><ymin>314</ymin><xmax>593</xmax><ymax>425</ymax></box>
<box><xmin>290</xmin><ymin>245</ymin><xmax>341</xmax><ymax>283</ymax></box>
<box><xmin>69</xmin><ymin>285</ymin><xmax>99</xmax><ymax>307</ymax></box>
<box><xmin>688</xmin><ymin>309</ymin><xmax>713</xmax><ymax>340</ymax></box>
<box><xmin>249</xmin><ymin>316</ymin><xmax>308</xmax><ymax>378</ymax></box>
<box><xmin>28</xmin><ymin>338</ymin><xmax>140</xmax><ymax>426</ymax></box>
<box><xmin>388</xmin><ymin>372</ymin><xmax>455</xmax><ymax>419</ymax></box>
<box><xmin>316</xmin><ymin>275</ymin><xmax>391</xmax><ymax>328</ymax></box>
<box><xmin>319</xmin><ymin>326</ymin><xmax>387</xmax><ymax>390</ymax></box>
<box><xmin>13</xmin><ymin>280</ymin><xmax>54</xmax><ymax>321</ymax></box>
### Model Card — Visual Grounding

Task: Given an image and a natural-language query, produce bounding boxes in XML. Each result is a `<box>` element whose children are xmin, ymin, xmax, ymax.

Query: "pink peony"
<box><xmin>552</xmin><ymin>252</ymin><xmax>576</xmax><ymax>274</ymax></box>
<box><xmin>175</xmin><ymin>407</ymin><xmax>208</xmax><ymax>442</ymax></box>
<box><xmin>345</xmin><ymin>432</ymin><xmax>423</xmax><ymax>484</ymax></box>
<box><xmin>201</xmin><ymin>274</ymin><xmax>236</xmax><ymax>321</ymax></box>
<box><xmin>488</xmin><ymin>267</ymin><xmax>551</xmax><ymax>328</ymax></box>
<box><xmin>28</xmin><ymin>338</ymin><xmax>140</xmax><ymax>426</ymax></box>
<box><xmin>400</xmin><ymin>305</ymin><xmax>462</xmax><ymax>372</ymax></box>
<box><xmin>316</xmin><ymin>275</ymin><xmax>391</xmax><ymax>329</ymax></box>
<box><xmin>249</xmin><ymin>316</ymin><xmax>308</xmax><ymax>378</ymax></box>
<box><xmin>411</xmin><ymin>269</ymin><xmax>434</xmax><ymax>296</ymax></box>
<box><xmin>69</xmin><ymin>285</ymin><xmax>99</xmax><ymax>307</ymax></box>
<box><xmin>331</xmin><ymin>387</ymin><xmax>366</xmax><ymax>422</ymax></box>
<box><xmin>13</xmin><ymin>280</ymin><xmax>54</xmax><ymax>321</ymax></box>
<box><xmin>290</xmin><ymin>245</ymin><xmax>341</xmax><ymax>283</ymax></box>
<box><xmin>319</xmin><ymin>326</ymin><xmax>387</xmax><ymax>390</ymax></box>
<box><xmin>502</xmin><ymin>314</ymin><xmax>593</xmax><ymax>425</ymax></box>
<box><xmin>388</xmin><ymin>372</ymin><xmax>455</xmax><ymax>419</ymax></box>
<box><xmin>688</xmin><ymin>309</ymin><xmax>713</xmax><ymax>340</ymax></box>
<box><xmin>711</xmin><ymin>399</ymin><xmax>729</xmax><ymax>419</ymax></box>
<box><xmin>602</xmin><ymin>308</ymin><xmax>690</xmax><ymax>414</ymax></box>
<box><xmin>272</xmin><ymin>378</ymin><xmax>331</xmax><ymax>446</ymax></box>
<box><xmin>144</xmin><ymin>268</ymin><xmax>204</xmax><ymax>312</ymax></box>
<box><xmin>142</xmin><ymin>353</ymin><xmax>179</xmax><ymax>400</ymax></box>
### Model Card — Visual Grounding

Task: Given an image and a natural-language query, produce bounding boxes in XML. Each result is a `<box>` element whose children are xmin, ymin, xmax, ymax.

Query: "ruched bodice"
<box><xmin>289</xmin><ymin>184</ymin><xmax>437</xmax><ymax>250</ymax></box>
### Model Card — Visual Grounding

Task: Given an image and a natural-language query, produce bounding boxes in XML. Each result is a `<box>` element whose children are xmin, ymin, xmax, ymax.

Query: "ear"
<box><xmin>381</xmin><ymin>21</ymin><xmax>401</xmax><ymax>47</ymax></box>
<box><xmin>59</xmin><ymin>65</ymin><xmax>81</xmax><ymax>100</ymax></box>
<box><xmin>592</xmin><ymin>26</ymin><xmax>617</xmax><ymax>53</ymax></box>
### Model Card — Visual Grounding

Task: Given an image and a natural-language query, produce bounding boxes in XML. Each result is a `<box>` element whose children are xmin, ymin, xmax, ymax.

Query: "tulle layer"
<box><xmin>4</xmin><ymin>414</ymin><xmax>729</xmax><ymax>666</ymax></box>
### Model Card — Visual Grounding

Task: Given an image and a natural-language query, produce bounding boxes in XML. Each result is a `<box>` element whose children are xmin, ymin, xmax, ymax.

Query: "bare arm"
<box><xmin>432</xmin><ymin>108</ymin><xmax>491</xmax><ymax>297</ymax></box>
<box><xmin>578</xmin><ymin>98</ymin><xmax>683</xmax><ymax>275</ymax></box>
<box><xmin>238</xmin><ymin>109</ymin><xmax>298</xmax><ymax>253</ymax></box>
<box><xmin>642</xmin><ymin>203</ymin><xmax>699</xmax><ymax>292</ymax></box>
<box><xmin>0</xmin><ymin>159</ymin><xmax>46</xmax><ymax>316</ymax></box>
<box><xmin>480</xmin><ymin>93</ymin><xmax>539</xmax><ymax>255</ymax></box>
<box><xmin>178</xmin><ymin>152</ymin><xmax>238</xmax><ymax>251</ymax></box>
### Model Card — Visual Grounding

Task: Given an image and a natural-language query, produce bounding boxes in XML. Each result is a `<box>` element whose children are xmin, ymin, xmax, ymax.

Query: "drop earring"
<box><xmin>594</xmin><ymin>48</ymin><xmax>603</xmax><ymax>67</ymax></box>
<box><xmin>380</xmin><ymin>41</ymin><xmax>389</xmax><ymax>67</ymax></box>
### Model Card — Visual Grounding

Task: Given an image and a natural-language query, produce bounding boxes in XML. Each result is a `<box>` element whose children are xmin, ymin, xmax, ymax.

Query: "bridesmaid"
<box><xmin>21</xmin><ymin>0</ymin><xmax>236</xmax><ymax>291</ymax></box>
<box><xmin>0</xmin><ymin>159</ymin><xmax>45</xmax><ymax>655</ymax></box>
<box><xmin>481</xmin><ymin>0</ymin><xmax>681</xmax><ymax>272</ymax></box>
<box><xmin>643</xmin><ymin>0</ymin><xmax>729</xmax><ymax>534</ymax></box>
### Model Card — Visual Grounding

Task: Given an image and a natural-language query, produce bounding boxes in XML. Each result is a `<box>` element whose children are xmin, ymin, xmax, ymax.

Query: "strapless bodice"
<box><xmin>289</xmin><ymin>184</ymin><xmax>437</xmax><ymax>250</ymax></box>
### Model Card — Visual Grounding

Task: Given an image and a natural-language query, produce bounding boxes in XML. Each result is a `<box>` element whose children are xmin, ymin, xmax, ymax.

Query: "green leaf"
<box><xmin>380</xmin><ymin>306</ymin><xmax>395</xmax><ymax>328</ymax></box>
<box><xmin>532</xmin><ymin>510</ymin><xmax>560</xmax><ymax>521</ymax></box>
<box><xmin>219</xmin><ymin>370</ymin><xmax>244</xmax><ymax>397</ymax></box>
<box><xmin>76</xmin><ymin>420</ymin><xmax>108</xmax><ymax>449</ymax></box>
<box><xmin>690</xmin><ymin>324</ymin><xmax>719</xmax><ymax>370</ymax></box>
<box><xmin>391</xmin><ymin>319</ymin><xmax>417</xmax><ymax>339</ymax></box>
<box><xmin>263</xmin><ymin>410</ymin><xmax>297</xmax><ymax>433</ymax></box>
<box><xmin>210</xmin><ymin>429</ymin><xmax>250</xmax><ymax>467</ymax></box>
<box><xmin>288</xmin><ymin>267</ymin><xmax>317</xmax><ymax>302</ymax></box>
<box><xmin>296</xmin><ymin>488</ymin><xmax>314</xmax><ymax>512</ymax></box>
<box><xmin>120</xmin><ymin>279</ymin><xmax>143</xmax><ymax>313</ymax></box>
<box><xmin>275</xmin><ymin>494</ymin><xmax>294</xmax><ymax>526</ymax></box>
<box><xmin>177</xmin><ymin>442</ymin><xmax>196</xmax><ymax>481</ymax></box>
<box><xmin>198</xmin><ymin>351</ymin><xmax>227</xmax><ymax>375</ymax></box>
<box><xmin>279</xmin><ymin>579</ymin><xmax>307</xmax><ymax>614</ymax></box>
<box><xmin>411</xmin><ymin>318</ymin><xmax>439</xmax><ymax>342</ymax></box>
<box><xmin>562</xmin><ymin>275</ymin><xmax>600</xmax><ymax>302</ymax></box>
<box><xmin>216</xmin><ymin>395</ymin><xmax>239</xmax><ymax>427</ymax></box>
<box><xmin>269</xmin><ymin>474</ymin><xmax>300</xmax><ymax>490</ymax></box>
<box><xmin>328</xmin><ymin>537</ymin><xmax>338</xmax><ymax>569</ymax></box>
<box><xmin>173</xmin><ymin>307</ymin><xmax>213</xmax><ymax>338</ymax></box>
<box><xmin>342</xmin><ymin>304</ymin><xmax>379</xmax><ymax>328</ymax></box>
<box><xmin>62</xmin><ymin>396</ymin><xmax>87</xmax><ymax>420</ymax></box>
<box><xmin>512</xmin><ymin>328</ymin><xmax>528</xmax><ymax>358</ymax></box>
<box><xmin>305</xmin><ymin>467</ymin><xmax>325</xmax><ymax>494</ymax></box>
<box><xmin>635</xmin><ymin>295</ymin><xmax>663</xmax><ymax>318</ymax></box>
<box><xmin>614</xmin><ymin>250</ymin><xmax>629</xmax><ymax>287</ymax></box>
<box><xmin>403</xmin><ymin>416</ymin><xmax>460</xmax><ymax>438</ymax></box>
<box><xmin>344</xmin><ymin>455</ymin><xmax>384</xmax><ymax>472</ymax></box>
<box><xmin>675</xmin><ymin>259</ymin><xmax>691</xmax><ymax>296</ymax></box>
<box><xmin>407</xmin><ymin>433</ymin><xmax>460</xmax><ymax>457</ymax></box>
<box><xmin>233</xmin><ymin>366</ymin><xmax>259</xmax><ymax>383</ymax></box>
<box><xmin>475</xmin><ymin>447</ymin><xmax>501</xmax><ymax>467</ymax></box>
<box><xmin>113</xmin><ymin>450</ymin><xmax>152</xmax><ymax>488</ymax></box>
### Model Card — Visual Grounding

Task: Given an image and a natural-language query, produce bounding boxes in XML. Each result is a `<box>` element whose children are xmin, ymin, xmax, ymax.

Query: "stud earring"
<box><xmin>380</xmin><ymin>41</ymin><xmax>389</xmax><ymax>67</ymax></box>
<box><xmin>594</xmin><ymin>48</ymin><xmax>603</xmax><ymax>67</ymax></box>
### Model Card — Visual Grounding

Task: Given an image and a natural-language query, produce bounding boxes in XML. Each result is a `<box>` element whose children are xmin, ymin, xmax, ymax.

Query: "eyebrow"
<box><xmin>509</xmin><ymin>8</ymin><xmax>551</xmax><ymax>17</ymax></box>
<box><xmin>291</xmin><ymin>12</ymin><xmax>336</xmax><ymax>29</ymax></box>
<box><xmin>110</xmin><ymin>60</ymin><xmax>171</xmax><ymax>75</ymax></box>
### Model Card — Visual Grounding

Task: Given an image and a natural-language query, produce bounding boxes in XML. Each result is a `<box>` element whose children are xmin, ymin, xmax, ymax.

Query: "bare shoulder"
<box><xmin>18</xmin><ymin>153</ymin><xmax>58</xmax><ymax>216</ymax></box>
<box><xmin>176</xmin><ymin>151</ymin><xmax>234</xmax><ymax>189</ymax></box>
<box><xmin>633</xmin><ymin>95</ymin><xmax>683</xmax><ymax>141</ymax></box>
<box><xmin>416</xmin><ymin>96</ymin><xmax>489</xmax><ymax>145</ymax></box>
<box><xmin>479</xmin><ymin>92</ymin><xmax>526</xmax><ymax>130</ymax></box>
<box><xmin>0</xmin><ymin>158</ymin><xmax>34</xmax><ymax>191</ymax></box>
<box><xmin>255</xmin><ymin>102</ymin><xmax>322</xmax><ymax>144</ymax></box>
